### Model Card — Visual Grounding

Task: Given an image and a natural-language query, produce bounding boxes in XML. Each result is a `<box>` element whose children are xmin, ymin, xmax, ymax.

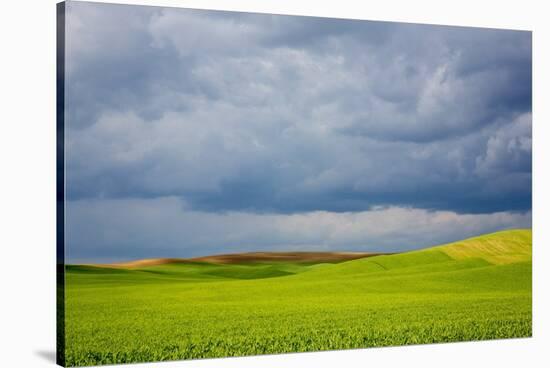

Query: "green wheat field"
<box><xmin>62</xmin><ymin>229</ymin><xmax>532</xmax><ymax>366</ymax></box>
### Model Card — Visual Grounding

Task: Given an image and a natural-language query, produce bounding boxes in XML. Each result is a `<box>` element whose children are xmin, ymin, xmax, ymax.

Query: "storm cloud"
<box><xmin>64</xmin><ymin>2</ymin><xmax>531</xmax><ymax>261</ymax></box>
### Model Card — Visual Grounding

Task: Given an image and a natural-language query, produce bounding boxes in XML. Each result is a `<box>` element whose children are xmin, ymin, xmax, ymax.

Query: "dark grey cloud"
<box><xmin>65</xmin><ymin>2</ymin><xmax>532</xmax><ymax>219</ymax></box>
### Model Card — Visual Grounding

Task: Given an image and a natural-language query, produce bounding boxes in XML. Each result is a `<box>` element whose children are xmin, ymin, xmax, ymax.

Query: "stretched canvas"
<box><xmin>57</xmin><ymin>1</ymin><xmax>533</xmax><ymax>366</ymax></box>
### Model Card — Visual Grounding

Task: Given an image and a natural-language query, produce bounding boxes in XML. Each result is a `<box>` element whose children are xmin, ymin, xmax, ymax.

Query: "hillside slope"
<box><xmin>64</xmin><ymin>229</ymin><xmax>532</xmax><ymax>366</ymax></box>
<box><xmin>293</xmin><ymin>229</ymin><xmax>531</xmax><ymax>280</ymax></box>
<box><xmin>434</xmin><ymin>229</ymin><xmax>531</xmax><ymax>264</ymax></box>
<box><xmin>71</xmin><ymin>229</ymin><xmax>532</xmax><ymax>282</ymax></box>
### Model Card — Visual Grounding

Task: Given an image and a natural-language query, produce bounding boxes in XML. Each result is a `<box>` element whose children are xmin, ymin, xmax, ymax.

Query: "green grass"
<box><xmin>62</xmin><ymin>229</ymin><xmax>532</xmax><ymax>366</ymax></box>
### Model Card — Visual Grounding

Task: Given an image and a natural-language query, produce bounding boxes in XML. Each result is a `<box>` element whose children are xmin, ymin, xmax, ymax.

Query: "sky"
<box><xmin>64</xmin><ymin>1</ymin><xmax>532</xmax><ymax>263</ymax></box>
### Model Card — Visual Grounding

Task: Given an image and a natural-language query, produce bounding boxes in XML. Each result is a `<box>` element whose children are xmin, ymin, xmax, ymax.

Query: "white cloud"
<box><xmin>66</xmin><ymin>197</ymin><xmax>531</xmax><ymax>262</ymax></box>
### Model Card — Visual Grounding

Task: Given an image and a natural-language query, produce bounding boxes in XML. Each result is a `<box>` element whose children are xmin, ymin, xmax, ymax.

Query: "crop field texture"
<box><xmin>62</xmin><ymin>229</ymin><xmax>532</xmax><ymax>366</ymax></box>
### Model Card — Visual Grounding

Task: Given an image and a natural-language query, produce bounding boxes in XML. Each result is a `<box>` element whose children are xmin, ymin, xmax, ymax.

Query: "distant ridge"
<box><xmin>190</xmin><ymin>251</ymin><xmax>387</xmax><ymax>264</ymax></box>
<box><xmin>88</xmin><ymin>251</ymin><xmax>387</xmax><ymax>269</ymax></box>
<box><xmin>83</xmin><ymin>229</ymin><xmax>531</xmax><ymax>269</ymax></box>
<box><xmin>98</xmin><ymin>258</ymin><xmax>191</xmax><ymax>269</ymax></box>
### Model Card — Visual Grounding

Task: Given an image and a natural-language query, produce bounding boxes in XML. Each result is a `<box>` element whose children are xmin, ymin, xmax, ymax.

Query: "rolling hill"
<box><xmin>90</xmin><ymin>251</ymin><xmax>387</xmax><ymax>269</ymax></box>
<box><xmin>62</xmin><ymin>229</ymin><xmax>532</xmax><ymax>366</ymax></box>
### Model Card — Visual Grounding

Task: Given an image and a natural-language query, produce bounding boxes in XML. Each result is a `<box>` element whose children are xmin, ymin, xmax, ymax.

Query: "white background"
<box><xmin>0</xmin><ymin>0</ymin><xmax>548</xmax><ymax>367</ymax></box>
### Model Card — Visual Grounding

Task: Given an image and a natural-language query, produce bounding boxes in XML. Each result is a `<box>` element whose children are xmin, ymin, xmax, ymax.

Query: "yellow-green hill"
<box><xmin>433</xmin><ymin>229</ymin><xmax>531</xmax><ymax>264</ymax></box>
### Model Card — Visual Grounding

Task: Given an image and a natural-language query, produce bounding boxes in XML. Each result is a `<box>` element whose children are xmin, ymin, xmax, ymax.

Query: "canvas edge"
<box><xmin>56</xmin><ymin>2</ymin><xmax>66</xmax><ymax>367</ymax></box>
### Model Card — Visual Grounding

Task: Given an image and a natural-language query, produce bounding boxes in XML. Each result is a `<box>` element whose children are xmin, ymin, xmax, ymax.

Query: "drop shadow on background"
<box><xmin>35</xmin><ymin>350</ymin><xmax>57</xmax><ymax>364</ymax></box>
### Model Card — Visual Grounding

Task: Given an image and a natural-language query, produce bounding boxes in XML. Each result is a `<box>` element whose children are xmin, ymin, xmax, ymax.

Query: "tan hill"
<box><xmin>189</xmin><ymin>251</ymin><xmax>386</xmax><ymax>264</ymax></box>
<box><xmin>94</xmin><ymin>258</ymin><xmax>192</xmax><ymax>269</ymax></box>
<box><xmin>90</xmin><ymin>251</ymin><xmax>386</xmax><ymax>269</ymax></box>
<box><xmin>86</xmin><ymin>229</ymin><xmax>531</xmax><ymax>269</ymax></box>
